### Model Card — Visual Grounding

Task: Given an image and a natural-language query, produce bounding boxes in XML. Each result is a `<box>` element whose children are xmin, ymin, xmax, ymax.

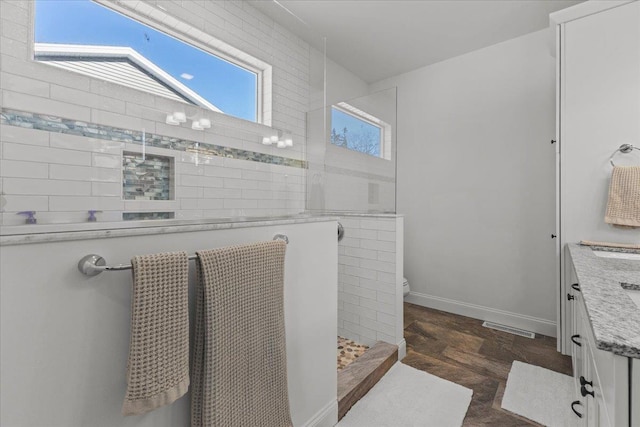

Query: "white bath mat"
<box><xmin>501</xmin><ymin>361</ymin><xmax>578</xmax><ymax>427</ymax></box>
<box><xmin>338</xmin><ymin>362</ymin><xmax>473</xmax><ymax>427</ymax></box>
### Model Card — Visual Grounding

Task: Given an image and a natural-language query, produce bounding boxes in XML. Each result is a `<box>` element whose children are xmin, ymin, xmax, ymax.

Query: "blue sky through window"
<box><xmin>331</xmin><ymin>107</ymin><xmax>382</xmax><ymax>157</ymax></box>
<box><xmin>34</xmin><ymin>0</ymin><xmax>258</xmax><ymax>122</ymax></box>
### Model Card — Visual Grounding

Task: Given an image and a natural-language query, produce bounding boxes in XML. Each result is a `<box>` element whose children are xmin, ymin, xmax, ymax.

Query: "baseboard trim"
<box><xmin>405</xmin><ymin>291</ymin><xmax>557</xmax><ymax>337</ymax></box>
<box><xmin>398</xmin><ymin>338</ymin><xmax>407</xmax><ymax>360</ymax></box>
<box><xmin>302</xmin><ymin>399</ymin><xmax>338</xmax><ymax>427</ymax></box>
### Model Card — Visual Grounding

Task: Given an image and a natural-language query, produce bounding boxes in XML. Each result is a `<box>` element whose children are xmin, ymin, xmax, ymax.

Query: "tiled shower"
<box><xmin>0</xmin><ymin>2</ymin><xmax>401</xmax><ymax>425</ymax></box>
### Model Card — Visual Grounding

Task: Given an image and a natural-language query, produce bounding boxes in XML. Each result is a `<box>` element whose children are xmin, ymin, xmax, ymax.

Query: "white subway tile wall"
<box><xmin>0</xmin><ymin>0</ymin><xmax>313</xmax><ymax>226</ymax></box>
<box><xmin>338</xmin><ymin>216</ymin><xmax>403</xmax><ymax>348</ymax></box>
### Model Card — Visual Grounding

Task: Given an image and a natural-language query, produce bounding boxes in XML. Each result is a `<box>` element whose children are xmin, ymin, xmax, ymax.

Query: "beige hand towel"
<box><xmin>122</xmin><ymin>251</ymin><xmax>190</xmax><ymax>416</ymax></box>
<box><xmin>605</xmin><ymin>166</ymin><xmax>640</xmax><ymax>227</ymax></box>
<box><xmin>192</xmin><ymin>241</ymin><xmax>292</xmax><ymax>427</ymax></box>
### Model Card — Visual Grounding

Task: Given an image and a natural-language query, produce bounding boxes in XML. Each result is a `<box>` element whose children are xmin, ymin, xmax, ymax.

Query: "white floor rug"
<box><xmin>501</xmin><ymin>361</ymin><xmax>578</xmax><ymax>427</ymax></box>
<box><xmin>338</xmin><ymin>363</ymin><xmax>473</xmax><ymax>427</ymax></box>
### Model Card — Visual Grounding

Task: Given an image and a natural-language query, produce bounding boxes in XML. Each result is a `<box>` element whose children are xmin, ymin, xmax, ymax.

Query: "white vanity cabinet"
<box><xmin>568</xmin><ymin>263</ymin><xmax>600</xmax><ymax>426</ymax></box>
<box><xmin>566</xmin><ymin>257</ymin><xmax>633</xmax><ymax>427</ymax></box>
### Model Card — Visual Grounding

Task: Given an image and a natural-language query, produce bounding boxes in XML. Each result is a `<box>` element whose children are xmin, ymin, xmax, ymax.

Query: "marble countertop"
<box><xmin>568</xmin><ymin>243</ymin><xmax>640</xmax><ymax>358</ymax></box>
<box><xmin>320</xmin><ymin>211</ymin><xmax>404</xmax><ymax>218</ymax></box>
<box><xmin>0</xmin><ymin>215</ymin><xmax>338</xmax><ymax>246</ymax></box>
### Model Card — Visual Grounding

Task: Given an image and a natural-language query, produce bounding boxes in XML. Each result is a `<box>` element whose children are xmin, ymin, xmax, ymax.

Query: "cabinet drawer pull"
<box><xmin>567</xmin><ymin>293</ymin><xmax>575</xmax><ymax>301</ymax></box>
<box><xmin>571</xmin><ymin>400</ymin><xmax>583</xmax><ymax>418</ymax></box>
<box><xmin>579</xmin><ymin>376</ymin><xmax>593</xmax><ymax>387</ymax></box>
<box><xmin>571</xmin><ymin>334</ymin><xmax>582</xmax><ymax>347</ymax></box>
<box><xmin>571</xmin><ymin>283</ymin><xmax>581</xmax><ymax>292</ymax></box>
<box><xmin>581</xmin><ymin>385</ymin><xmax>594</xmax><ymax>398</ymax></box>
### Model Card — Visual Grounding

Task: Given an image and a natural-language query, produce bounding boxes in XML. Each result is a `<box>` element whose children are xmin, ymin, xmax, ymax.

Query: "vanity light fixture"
<box><xmin>261</xmin><ymin>130</ymin><xmax>292</xmax><ymax>148</ymax></box>
<box><xmin>166</xmin><ymin>114</ymin><xmax>180</xmax><ymax>125</ymax></box>
<box><xmin>166</xmin><ymin>111</ymin><xmax>187</xmax><ymax>125</ymax></box>
<box><xmin>191</xmin><ymin>118</ymin><xmax>211</xmax><ymax>130</ymax></box>
<box><xmin>262</xmin><ymin>132</ymin><xmax>279</xmax><ymax>145</ymax></box>
<box><xmin>173</xmin><ymin>112</ymin><xmax>187</xmax><ymax>123</ymax></box>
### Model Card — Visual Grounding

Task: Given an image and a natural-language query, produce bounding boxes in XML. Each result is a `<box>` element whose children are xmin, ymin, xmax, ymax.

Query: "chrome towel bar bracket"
<box><xmin>610</xmin><ymin>144</ymin><xmax>637</xmax><ymax>166</ymax></box>
<box><xmin>78</xmin><ymin>234</ymin><xmax>289</xmax><ymax>276</ymax></box>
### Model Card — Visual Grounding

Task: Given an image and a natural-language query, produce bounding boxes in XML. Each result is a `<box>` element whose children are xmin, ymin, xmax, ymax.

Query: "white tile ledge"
<box><xmin>320</xmin><ymin>212</ymin><xmax>403</xmax><ymax>218</ymax></box>
<box><xmin>0</xmin><ymin>215</ymin><xmax>338</xmax><ymax>246</ymax></box>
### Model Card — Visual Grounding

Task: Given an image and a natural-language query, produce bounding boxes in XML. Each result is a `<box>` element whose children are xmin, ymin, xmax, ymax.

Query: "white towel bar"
<box><xmin>610</xmin><ymin>144</ymin><xmax>637</xmax><ymax>166</ymax></box>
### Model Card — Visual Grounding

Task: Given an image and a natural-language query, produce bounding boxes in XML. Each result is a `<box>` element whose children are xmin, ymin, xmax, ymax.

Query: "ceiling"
<box><xmin>250</xmin><ymin>0</ymin><xmax>584</xmax><ymax>83</ymax></box>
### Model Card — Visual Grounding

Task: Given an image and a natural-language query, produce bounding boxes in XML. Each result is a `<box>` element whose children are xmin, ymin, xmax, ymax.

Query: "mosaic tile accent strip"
<box><xmin>123</xmin><ymin>151</ymin><xmax>173</xmax><ymax>200</ymax></box>
<box><xmin>123</xmin><ymin>212</ymin><xmax>175</xmax><ymax>221</ymax></box>
<box><xmin>338</xmin><ymin>336</ymin><xmax>369</xmax><ymax>370</ymax></box>
<box><xmin>1</xmin><ymin>109</ymin><xmax>307</xmax><ymax>169</ymax></box>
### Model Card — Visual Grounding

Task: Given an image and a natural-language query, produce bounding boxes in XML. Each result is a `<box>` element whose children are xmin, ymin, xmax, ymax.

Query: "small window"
<box><xmin>331</xmin><ymin>104</ymin><xmax>390</xmax><ymax>159</ymax></box>
<box><xmin>34</xmin><ymin>0</ymin><xmax>259</xmax><ymax>122</ymax></box>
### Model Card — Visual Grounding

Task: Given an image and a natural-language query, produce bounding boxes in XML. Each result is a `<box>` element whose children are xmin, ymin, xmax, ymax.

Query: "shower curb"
<box><xmin>337</xmin><ymin>341</ymin><xmax>398</xmax><ymax>420</ymax></box>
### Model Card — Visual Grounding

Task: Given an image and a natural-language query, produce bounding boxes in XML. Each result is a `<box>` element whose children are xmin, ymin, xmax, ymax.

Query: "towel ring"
<box><xmin>610</xmin><ymin>144</ymin><xmax>637</xmax><ymax>167</ymax></box>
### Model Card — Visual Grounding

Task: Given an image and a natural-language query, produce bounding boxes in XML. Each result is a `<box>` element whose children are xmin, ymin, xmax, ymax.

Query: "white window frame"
<box><xmin>32</xmin><ymin>0</ymin><xmax>272</xmax><ymax>125</ymax></box>
<box><xmin>332</xmin><ymin>102</ymin><xmax>392</xmax><ymax>160</ymax></box>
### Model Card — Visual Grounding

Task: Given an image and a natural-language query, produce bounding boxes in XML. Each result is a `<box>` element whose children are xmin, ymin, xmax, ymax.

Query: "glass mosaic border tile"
<box><xmin>1</xmin><ymin>109</ymin><xmax>307</xmax><ymax>169</ymax></box>
<box><xmin>123</xmin><ymin>212</ymin><xmax>175</xmax><ymax>221</ymax></box>
<box><xmin>123</xmin><ymin>151</ymin><xmax>174</xmax><ymax>201</ymax></box>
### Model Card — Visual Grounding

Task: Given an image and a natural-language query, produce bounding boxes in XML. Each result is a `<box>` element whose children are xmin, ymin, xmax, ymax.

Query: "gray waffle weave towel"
<box><xmin>122</xmin><ymin>251</ymin><xmax>190</xmax><ymax>416</ymax></box>
<box><xmin>192</xmin><ymin>241</ymin><xmax>292</xmax><ymax>427</ymax></box>
<box><xmin>605</xmin><ymin>166</ymin><xmax>640</xmax><ymax>227</ymax></box>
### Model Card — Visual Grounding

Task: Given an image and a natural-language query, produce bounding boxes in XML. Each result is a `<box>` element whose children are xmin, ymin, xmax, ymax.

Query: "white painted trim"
<box><xmin>632</xmin><ymin>358</ymin><xmax>639</xmax><ymax>427</ymax></box>
<box><xmin>405</xmin><ymin>291</ymin><xmax>557</xmax><ymax>338</ymax></box>
<box><xmin>301</xmin><ymin>399</ymin><xmax>338</xmax><ymax>427</ymax></box>
<box><xmin>397</xmin><ymin>338</ymin><xmax>407</xmax><ymax>361</ymax></box>
<box><xmin>549</xmin><ymin>0</ymin><xmax>633</xmax><ymax>26</ymax></box>
<box><xmin>94</xmin><ymin>0</ymin><xmax>273</xmax><ymax>125</ymax></box>
<box><xmin>331</xmin><ymin>103</ymin><xmax>391</xmax><ymax>160</ymax></box>
<box><xmin>555</xmin><ymin>23</ymin><xmax>563</xmax><ymax>353</ymax></box>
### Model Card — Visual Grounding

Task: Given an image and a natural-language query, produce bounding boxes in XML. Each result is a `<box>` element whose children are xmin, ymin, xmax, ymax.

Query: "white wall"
<box><xmin>0</xmin><ymin>0</ymin><xmax>312</xmax><ymax>225</ymax></box>
<box><xmin>0</xmin><ymin>220</ymin><xmax>338</xmax><ymax>427</ymax></box>
<box><xmin>372</xmin><ymin>29</ymin><xmax>558</xmax><ymax>336</ymax></box>
<box><xmin>559</xmin><ymin>1</ymin><xmax>640</xmax><ymax>245</ymax></box>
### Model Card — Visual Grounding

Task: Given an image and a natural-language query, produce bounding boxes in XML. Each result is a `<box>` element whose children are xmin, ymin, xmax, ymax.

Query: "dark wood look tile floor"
<box><xmin>403</xmin><ymin>303</ymin><xmax>573</xmax><ymax>426</ymax></box>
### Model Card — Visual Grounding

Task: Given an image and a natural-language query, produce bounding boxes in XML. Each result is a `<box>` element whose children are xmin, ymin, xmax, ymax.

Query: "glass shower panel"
<box><xmin>307</xmin><ymin>87</ymin><xmax>397</xmax><ymax>213</ymax></box>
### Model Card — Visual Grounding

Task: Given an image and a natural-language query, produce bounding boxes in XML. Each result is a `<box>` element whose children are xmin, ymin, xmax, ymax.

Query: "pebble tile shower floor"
<box><xmin>337</xmin><ymin>337</ymin><xmax>369</xmax><ymax>370</ymax></box>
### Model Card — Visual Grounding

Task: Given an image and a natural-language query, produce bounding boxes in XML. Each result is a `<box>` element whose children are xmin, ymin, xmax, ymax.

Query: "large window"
<box><xmin>331</xmin><ymin>104</ymin><xmax>389</xmax><ymax>158</ymax></box>
<box><xmin>34</xmin><ymin>0</ymin><xmax>259</xmax><ymax>122</ymax></box>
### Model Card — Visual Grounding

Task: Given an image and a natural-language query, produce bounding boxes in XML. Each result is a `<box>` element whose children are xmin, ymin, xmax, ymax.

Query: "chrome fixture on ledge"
<box><xmin>77</xmin><ymin>234</ymin><xmax>290</xmax><ymax>276</ymax></box>
<box><xmin>16</xmin><ymin>211</ymin><xmax>37</xmax><ymax>224</ymax></box>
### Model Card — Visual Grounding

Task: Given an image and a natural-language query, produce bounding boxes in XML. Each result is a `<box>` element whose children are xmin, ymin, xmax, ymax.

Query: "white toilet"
<box><xmin>403</xmin><ymin>277</ymin><xmax>410</xmax><ymax>297</ymax></box>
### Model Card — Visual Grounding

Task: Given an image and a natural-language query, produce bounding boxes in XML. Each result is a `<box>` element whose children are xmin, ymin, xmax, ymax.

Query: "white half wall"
<box><xmin>0</xmin><ymin>219</ymin><xmax>337</xmax><ymax>427</ymax></box>
<box><xmin>337</xmin><ymin>215</ymin><xmax>404</xmax><ymax>357</ymax></box>
<box><xmin>372</xmin><ymin>29</ymin><xmax>558</xmax><ymax>336</ymax></box>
